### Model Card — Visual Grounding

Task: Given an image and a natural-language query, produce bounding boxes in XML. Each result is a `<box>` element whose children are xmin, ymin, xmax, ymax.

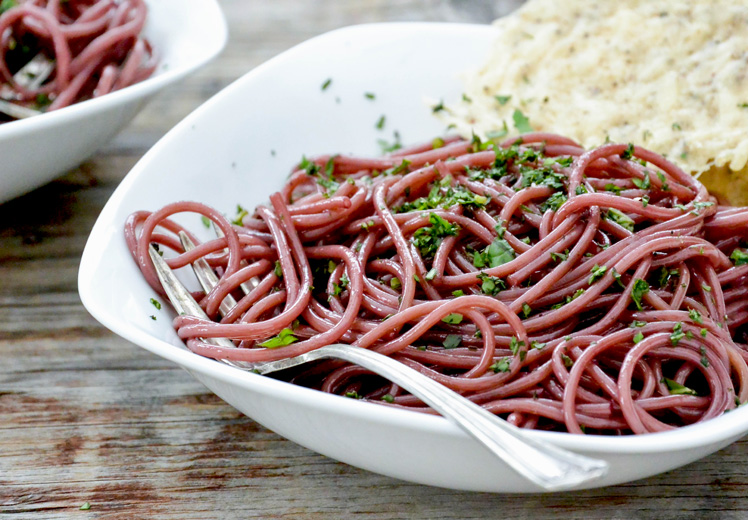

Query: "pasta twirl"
<box><xmin>126</xmin><ymin>133</ymin><xmax>748</xmax><ymax>435</ymax></box>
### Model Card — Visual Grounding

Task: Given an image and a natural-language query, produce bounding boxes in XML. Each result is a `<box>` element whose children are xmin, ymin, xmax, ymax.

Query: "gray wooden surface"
<box><xmin>1</xmin><ymin>1</ymin><xmax>747</xmax><ymax>518</ymax></box>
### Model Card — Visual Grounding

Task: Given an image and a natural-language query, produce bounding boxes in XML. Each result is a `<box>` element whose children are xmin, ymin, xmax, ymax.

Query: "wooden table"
<box><xmin>2</xmin><ymin>1</ymin><xmax>747</xmax><ymax>518</ymax></box>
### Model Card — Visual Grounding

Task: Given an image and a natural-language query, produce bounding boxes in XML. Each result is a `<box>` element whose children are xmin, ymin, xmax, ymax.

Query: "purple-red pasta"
<box><xmin>125</xmin><ymin>132</ymin><xmax>748</xmax><ymax>435</ymax></box>
<box><xmin>0</xmin><ymin>0</ymin><xmax>155</xmax><ymax>121</ymax></box>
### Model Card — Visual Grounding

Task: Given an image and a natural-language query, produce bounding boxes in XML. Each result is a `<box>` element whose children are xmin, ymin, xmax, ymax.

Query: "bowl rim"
<box><xmin>79</xmin><ymin>21</ymin><xmax>748</xmax><ymax>457</ymax></box>
<box><xmin>0</xmin><ymin>0</ymin><xmax>228</xmax><ymax>140</ymax></box>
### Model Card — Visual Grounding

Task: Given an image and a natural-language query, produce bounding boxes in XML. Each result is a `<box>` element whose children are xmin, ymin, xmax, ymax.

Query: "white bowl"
<box><xmin>0</xmin><ymin>0</ymin><xmax>227</xmax><ymax>204</ymax></box>
<box><xmin>78</xmin><ymin>23</ymin><xmax>748</xmax><ymax>493</ymax></box>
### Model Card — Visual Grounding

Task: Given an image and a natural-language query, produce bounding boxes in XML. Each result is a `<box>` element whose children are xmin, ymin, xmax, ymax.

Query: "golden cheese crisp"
<box><xmin>444</xmin><ymin>0</ymin><xmax>748</xmax><ymax>185</ymax></box>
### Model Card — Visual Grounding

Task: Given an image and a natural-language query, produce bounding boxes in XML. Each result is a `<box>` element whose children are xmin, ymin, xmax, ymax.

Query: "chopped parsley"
<box><xmin>588</xmin><ymin>264</ymin><xmax>607</xmax><ymax>285</ymax></box>
<box><xmin>700</xmin><ymin>346</ymin><xmax>710</xmax><ymax>368</ymax></box>
<box><xmin>606</xmin><ymin>208</ymin><xmax>635</xmax><ymax>232</ymax></box>
<box><xmin>512</xmin><ymin>109</ymin><xmax>533</xmax><ymax>133</ymax></box>
<box><xmin>633</xmin><ymin>331</ymin><xmax>644</xmax><ymax>344</ymax></box>
<box><xmin>274</xmin><ymin>260</ymin><xmax>283</xmax><ymax>278</ymax></box>
<box><xmin>670</xmin><ymin>323</ymin><xmax>685</xmax><ymax>346</ymax></box>
<box><xmin>442</xmin><ymin>313</ymin><xmax>464</xmax><ymax>325</ymax></box>
<box><xmin>632</xmin><ymin>171</ymin><xmax>651</xmax><ymax>189</ymax></box>
<box><xmin>451</xmin><ymin>289</ymin><xmax>464</xmax><ymax>297</ymax></box>
<box><xmin>321</xmin><ymin>78</ymin><xmax>332</xmax><ymax>90</ymax></box>
<box><xmin>443</xmin><ymin>334</ymin><xmax>462</xmax><ymax>349</ymax></box>
<box><xmin>540</xmin><ymin>192</ymin><xmax>567</xmax><ymax>212</ymax></box>
<box><xmin>509</xmin><ymin>336</ymin><xmax>525</xmax><ymax>355</ymax></box>
<box><xmin>259</xmin><ymin>328</ymin><xmax>298</xmax><ymax>348</ymax></box>
<box><xmin>149</xmin><ymin>298</ymin><xmax>161</xmax><ymax>310</ymax></box>
<box><xmin>620</xmin><ymin>143</ymin><xmax>635</xmax><ymax>160</ymax></box>
<box><xmin>495</xmin><ymin>94</ymin><xmax>511</xmax><ymax>105</ymax></box>
<box><xmin>663</xmin><ymin>378</ymin><xmax>697</xmax><ymax>396</ymax></box>
<box><xmin>688</xmin><ymin>309</ymin><xmax>703</xmax><ymax>324</ymax></box>
<box><xmin>630</xmin><ymin>279</ymin><xmax>649</xmax><ymax>310</ymax></box>
<box><xmin>730</xmin><ymin>248</ymin><xmax>748</xmax><ymax>266</ymax></box>
<box><xmin>200</xmin><ymin>215</ymin><xmax>211</xmax><ymax>228</ymax></box>
<box><xmin>432</xmin><ymin>100</ymin><xmax>445</xmax><ymax>113</ymax></box>
<box><xmin>390</xmin><ymin>277</ymin><xmax>401</xmax><ymax>290</ymax></box>
<box><xmin>490</xmin><ymin>358</ymin><xmax>511</xmax><ymax>373</ymax></box>
<box><xmin>364</xmin><ymin>92</ymin><xmax>376</xmax><ymax>100</ymax></box>
<box><xmin>476</xmin><ymin>272</ymin><xmax>506</xmax><ymax>295</ymax></box>
<box><xmin>521</xmin><ymin>302</ymin><xmax>532</xmax><ymax>318</ymax></box>
<box><xmin>232</xmin><ymin>204</ymin><xmax>249</xmax><ymax>226</ymax></box>
<box><xmin>375</xmin><ymin>115</ymin><xmax>386</xmax><ymax>130</ymax></box>
<box><xmin>472</xmin><ymin>238</ymin><xmax>516</xmax><ymax>269</ymax></box>
<box><xmin>382</xmin><ymin>394</ymin><xmax>394</xmax><ymax>403</ymax></box>
<box><xmin>396</xmin><ymin>183</ymin><xmax>487</xmax><ymax>213</ymax></box>
<box><xmin>411</xmin><ymin>213</ymin><xmax>460</xmax><ymax>258</ymax></box>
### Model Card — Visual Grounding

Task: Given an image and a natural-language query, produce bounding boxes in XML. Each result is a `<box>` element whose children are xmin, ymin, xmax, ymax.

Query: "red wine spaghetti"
<box><xmin>0</xmin><ymin>0</ymin><xmax>155</xmax><ymax>120</ymax></box>
<box><xmin>126</xmin><ymin>133</ymin><xmax>748</xmax><ymax>435</ymax></box>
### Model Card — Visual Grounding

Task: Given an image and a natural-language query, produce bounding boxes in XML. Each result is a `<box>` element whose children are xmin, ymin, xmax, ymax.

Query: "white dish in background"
<box><xmin>79</xmin><ymin>23</ymin><xmax>748</xmax><ymax>493</ymax></box>
<box><xmin>0</xmin><ymin>0</ymin><xmax>227</xmax><ymax>204</ymax></box>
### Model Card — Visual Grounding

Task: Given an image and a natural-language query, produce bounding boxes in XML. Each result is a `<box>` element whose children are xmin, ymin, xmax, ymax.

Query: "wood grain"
<box><xmin>1</xmin><ymin>1</ymin><xmax>748</xmax><ymax>518</ymax></box>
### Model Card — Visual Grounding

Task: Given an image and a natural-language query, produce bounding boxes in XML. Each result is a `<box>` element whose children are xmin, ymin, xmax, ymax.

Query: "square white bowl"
<box><xmin>0</xmin><ymin>0</ymin><xmax>227</xmax><ymax>203</ymax></box>
<box><xmin>79</xmin><ymin>23</ymin><xmax>748</xmax><ymax>493</ymax></box>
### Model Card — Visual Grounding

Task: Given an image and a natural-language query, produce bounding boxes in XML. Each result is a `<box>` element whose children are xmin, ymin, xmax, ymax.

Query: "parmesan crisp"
<box><xmin>445</xmin><ymin>0</ymin><xmax>748</xmax><ymax>175</ymax></box>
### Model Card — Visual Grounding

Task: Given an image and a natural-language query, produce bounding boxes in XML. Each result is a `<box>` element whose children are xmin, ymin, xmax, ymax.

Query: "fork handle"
<box><xmin>255</xmin><ymin>343</ymin><xmax>608</xmax><ymax>491</ymax></box>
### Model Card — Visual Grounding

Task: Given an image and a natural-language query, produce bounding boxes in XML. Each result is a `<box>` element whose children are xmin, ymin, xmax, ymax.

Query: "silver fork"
<box><xmin>147</xmin><ymin>244</ymin><xmax>609</xmax><ymax>491</ymax></box>
<box><xmin>0</xmin><ymin>53</ymin><xmax>53</xmax><ymax>119</ymax></box>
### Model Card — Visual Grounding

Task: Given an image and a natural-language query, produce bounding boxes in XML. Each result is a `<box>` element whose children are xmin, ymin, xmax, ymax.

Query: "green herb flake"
<box><xmin>382</xmin><ymin>394</ymin><xmax>394</xmax><ymax>403</ymax></box>
<box><xmin>232</xmin><ymin>204</ymin><xmax>249</xmax><ymax>226</ymax></box>
<box><xmin>604</xmin><ymin>183</ymin><xmax>622</xmax><ymax>195</ymax></box>
<box><xmin>442</xmin><ymin>313</ymin><xmax>463</xmax><ymax>325</ymax></box>
<box><xmin>364</xmin><ymin>92</ymin><xmax>376</xmax><ymax>100</ymax></box>
<box><xmin>702</xmin><ymin>283</ymin><xmax>712</xmax><ymax>292</ymax></box>
<box><xmin>462</xmin><ymin>93</ymin><xmax>472</xmax><ymax>103</ymax></box>
<box><xmin>522</xmin><ymin>302</ymin><xmax>532</xmax><ymax>318</ymax></box>
<box><xmin>390</xmin><ymin>277</ymin><xmax>401</xmax><ymax>290</ymax></box>
<box><xmin>562</xmin><ymin>354</ymin><xmax>574</xmax><ymax>368</ymax></box>
<box><xmin>345</xmin><ymin>391</ymin><xmax>361</xmax><ymax>399</ymax></box>
<box><xmin>200</xmin><ymin>215</ymin><xmax>211</xmax><ymax>228</ymax></box>
<box><xmin>259</xmin><ymin>328</ymin><xmax>298</xmax><ymax>349</ymax></box>
<box><xmin>641</xmin><ymin>195</ymin><xmax>650</xmax><ymax>208</ymax></box>
<box><xmin>664</xmin><ymin>378</ymin><xmax>697</xmax><ymax>395</ymax></box>
<box><xmin>490</xmin><ymin>358</ymin><xmax>511</xmax><ymax>373</ymax></box>
<box><xmin>730</xmin><ymin>248</ymin><xmax>748</xmax><ymax>266</ymax></box>
<box><xmin>425</xmin><ymin>268</ymin><xmax>437</xmax><ymax>281</ymax></box>
<box><xmin>80</xmin><ymin>502</ymin><xmax>91</xmax><ymax>511</ymax></box>
<box><xmin>321</xmin><ymin>78</ymin><xmax>332</xmax><ymax>90</ymax></box>
<box><xmin>432</xmin><ymin>100</ymin><xmax>445</xmax><ymax>113</ymax></box>
<box><xmin>688</xmin><ymin>309</ymin><xmax>703</xmax><ymax>324</ymax></box>
<box><xmin>656</xmin><ymin>171</ymin><xmax>670</xmax><ymax>191</ymax></box>
<box><xmin>607</xmin><ymin>208</ymin><xmax>635</xmax><ymax>232</ymax></box>
<box><xmin>495</xmin><ymin>94</ymin><xmax>511</xmax><ymax>105</ymax></box>
<box><xmin>632</xmin><ymin>171</ymin><xmax>651</xmax><ymax>189</ymax></box>
<box><xmin>700</xmin><ymin>349</ymin><xmax>710</xmax><ymax>367</ymax></box>
<box><xmin>375</xmin><ymin>115</ymin><xmax>386</xmax><ymax>130</ymax></box>
<box><xmin>509</xmin><ymin>336</ymin><xmax>525</xmax><ymax>356</ymax></box>
<box><xmin>149</xmin><ymin>298</ymin><xmax>161</xmax><ymax>310</ymax></box>
<box><xmin>672</xmin><ymin>122</ymin><xmax>682</xmax><ymax>130</ymax></box>
<box><xmin>149</xmin><ymin>315</ymin><xmax>156</xmax><ymax>321</ymax></box>
<box><xmin>411</xmin><ymin>213</ymin><xmax>460</xmax><ymax>258</ymax></box>
<box><xmin>512</xmin><ymin>109</ymin><xmax>533</xmax><ymax>134</ymax></box>
<box><xmin>432</xmin><ymin>137</ymin><xmax>445</xmax><ymax>149</ymax></box>
<box><xmin>274</xmin><ymin>260</ymin><xmax>283</xmax><ymax>278</ymax></box>
<box><xmin>473</xmin><ymin>238</ymin><xmax>516</xmax><ymax>269</ymax></box>
<box><xmin>588</xmin><ymin>264</ymin><xmax>607</xmax><ymax>285</ymax></box>
<box><xmin>443</xmin><ymin>334</ymin><xmax>462</xmax><ymax>349</ymax></box>
<box><xmin>476</xmin><ymin>272</ymin><xmax>506</xmax><ymax>295</ymax></box>
<box><xmin>631</xmin><ymin>279</ymin><xmax>649</xmax><ymax>310</ymax></box>
<box><xmin>631</xmin><ymin>320</ymin><xmax>647</xmax><ymax>328</ymax></box>
<box><xmin>670</xmin><ymin>322</ymin><xmax>685</xmax><ymax>346</ymax></box>
<box><xmin>633</xmin><ymin>331</ymin><xmax>644</xmax><ymax>344</ymax></box>
<box><xmin>620</xmin><ymin>143</ymin><xmax>635</xmax><ymax>160</ymax></box>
